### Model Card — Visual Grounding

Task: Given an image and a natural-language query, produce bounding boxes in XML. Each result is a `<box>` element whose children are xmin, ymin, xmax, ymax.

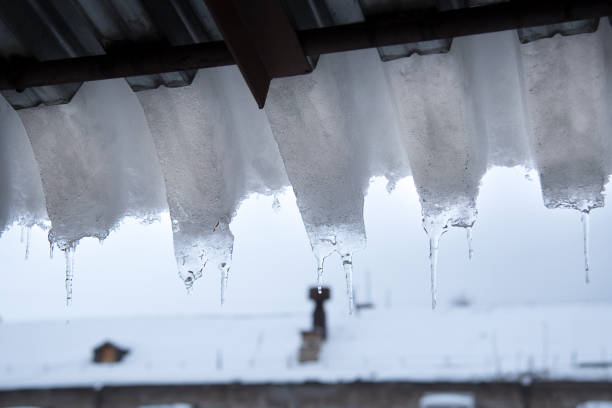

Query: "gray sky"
<box><xmin>1</xmin><ymin>166</ymin><xmax>611</xmax><ymax>322</ymax></box>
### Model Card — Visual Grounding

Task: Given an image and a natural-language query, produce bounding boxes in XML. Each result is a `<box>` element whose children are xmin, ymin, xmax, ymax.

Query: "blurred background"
<box><xmin>1</xmin><ymin>168</ymin><xmax>611</xmax><ymax>407</ymax></box>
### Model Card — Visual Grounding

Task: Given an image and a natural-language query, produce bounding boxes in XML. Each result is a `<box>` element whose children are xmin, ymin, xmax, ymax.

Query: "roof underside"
<box><xmin>0</xmin><ymin>0</ymin><xmax>610</xmax><ymax>109</ymax></box>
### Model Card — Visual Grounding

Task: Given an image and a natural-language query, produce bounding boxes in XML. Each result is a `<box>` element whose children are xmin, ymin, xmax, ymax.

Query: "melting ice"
<box><xmin>18</xmin><ymin>79</ymin><xmax>167</xmax><ymax>300</ymax></box>
<box><xmin>520</xmin><ymin>21</ymin><xmax>612</xmax><ymax>282</ymax></box>
<box><xmin>0</xmin><ymin>21</ymin><xmax>611</xmax><ymax>308</ymax></box>
<box><xmin>138</xmin><ymin>66</ymin><xmax>287</xmax><ymax>301</ymax></box>
<box><xmin>266</xmin><ymin>49</ymin><xmax>406</xmax><ymax>313</ymax></box>
<box><xmin>384</xmin><ymin>37</ymin><xmax>488</xmax><ymax>308</ymax></box>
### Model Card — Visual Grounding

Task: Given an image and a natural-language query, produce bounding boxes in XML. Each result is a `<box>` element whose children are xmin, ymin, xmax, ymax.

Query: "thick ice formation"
<box><xmin>266</xmin><ymin>49</ymin><xmax>406</xmax><ymax>312</ymax></box>
<box><xmin>520</xmin><ymin>26</ymin><xmax>610</xmax><ymax>213</ymax></box>
<box><xmin>383</xmin><ymin>41</ymin><xmax>488</xmax><ymax>308</ymax></box>
<box><xmin>19</xmin><ymin>79</ymin><xmax>167</xmax><ymax>301</ymax></box>
<box><xmin>137</xmin><ymin>67</ymin><xmax>287</xmax><ymax>299</ymax></box>
<box><xmin>0</xmin><ymin>96</ymin><xmax>47</xmax><ymax>237</ymax></box>
<box><xmin>520</xmin><ymin>23</ymin><xmax>612</xmax><ymax>281</ymax></box>
<box><xmin>459</xmin><ymin>31</ymin><xmax>531</xmax><ymax>168</ymax></box>
<box><xmin>2</xmin><ymin>22</ymin><xmax>611</xmax><ymax>309</ymax></box>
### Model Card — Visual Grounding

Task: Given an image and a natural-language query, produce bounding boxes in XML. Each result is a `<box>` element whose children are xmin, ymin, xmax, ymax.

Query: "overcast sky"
<box><xmin>1</xmin><ymin>166</ymin><xmax>611</xmax><ymax>322</ymax></box>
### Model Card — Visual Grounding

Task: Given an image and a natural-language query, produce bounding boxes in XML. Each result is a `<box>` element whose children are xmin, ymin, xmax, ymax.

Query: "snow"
<box><xmin>0</xmin><ymin>96</ymin><xmax>47</xmax><ymax>235</ymax></box>
<box><xmin>137</xmin><ymin>66</ymin><xmax>287</xmax><ymax>294</ymax></box>
<box><xmin>17</xmin><ymin>79</ymin><xmax>166</xmax><ymax>250</ymax></box>
<box><xmin>0</xmin><ymin>304</ymin><xmax>611</xmax><ymax>390</ymax></box>
<box><xmin>0</xmin><ymin>22</ymin><xmax>611</xmax><ymax>312</ymax></box>
<box><xmin>520</xmin><ymin>23</ymin><xmax>612</xmax><ymax>213</ymax></box>
<box><xmin>420</xmin><ymin>393</ymin><xmax>475</xmax><ymax>408</ymax></box>
<box><xmin>266</xmin><ymin>49</ymin><xmax>407</xmax><ymax>294</ymax></box>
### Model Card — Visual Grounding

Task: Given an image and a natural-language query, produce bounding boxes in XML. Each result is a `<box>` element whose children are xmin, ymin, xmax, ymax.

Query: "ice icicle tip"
<box><xmin>63</xmin><ymin>241</ymin><xmax>77</xmax><ymax>307</ymax></box>
<box><xmin>310</xmin><ymin>232</ymin><xmax>337</xmax><ymax>295</ymax></box>
<box><xmin>220</xmin><ymin>261</ymin><xmax>230</xmax><ymax>306</ymax></box>
<box><xmin>24</xmin><ymin>226</ymin><xmax>31</xmax><ymax>260</ymax></box>
<box><xmin>316</xmin><ymin>257</ymin><xmax>324</xmax><ymax>294</ymax></box>
<box><xmin>183</xmin><ymin>265</ymin><xmax>204</xmax><ymax>294</ymax></box>
<box><xmin>341</xmin><ymin>252</ymin><xmax>354</xmax><ymax>315</ymax></box>
<box><xmin>466</xmin><ymin>226</ymin><xmax>474</xmax><ymax>261</ymax></box>
<box><xmin>423</xmin><ymin>214</ymin><xmax>450</xmax><ymax>311</ymax></box>
<box><xmin>581</xmin><ymin>210</ymin><xmax>590</xmax><ymax>284</ymax></box>
<box><xmin>272</xmin><ymin>194</ymin><xmax>281</xmax><ymax>213</ymax></box>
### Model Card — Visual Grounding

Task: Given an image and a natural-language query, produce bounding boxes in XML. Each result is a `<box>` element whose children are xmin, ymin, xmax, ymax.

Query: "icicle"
<box><xmin>182</xmin><ymin>266</ymin><xmax>203</xmax><ymax>294</ymax></box>
<box><xmin>341</xmin><ymin>253</ymin><xmax>354</xmax><ymax>314</ymax></box>
<box><xmin>272</xmin><ymin>194</ymin><xmax>281</xmax><ymax>213</ymax></box>
<box><xmin>466</xmin><ymin>227</ymin><xmax>474</xmax><ymax>261</ymax></box>
<box><xmin>220</xmin><ymin>262</ymin><xmax>230</xmax><ymax>305</ymax></box>
<box><xmin>424</xmin><ymin>218</ymin><xmax>447</xmax><ymax>310</ymax></box>
<box><xmin>64</xmin><ymin>243</ymin><xmax>76</xmax><ymax>306</ymax></box>
<box><xmin>581</xmin><ymin>211</ymin><xmax>590</xmax><ymax>283</ymax></box>
<box><xmin>24</xmin><ymin>226</ymin><xmax>31</xmax><ymax>260</ymax></box>
<box><xmin>429</xmin><ymin>233</ymin><xmax>440</xmax><ymax>310</ymax></box>
<box><xmin>316</xmin><ymin>257</ymin><xmax>324</xmax><ymax>294</ymax></box>
<box><xmin>19</xmin><ymin>225</ymin><xmax>24</xmax><ymax>243</ymax></box>
<box><xmin>49</xmin><ymin>242</ymin><xmax>54</xmax><ymax>259</ymax></box>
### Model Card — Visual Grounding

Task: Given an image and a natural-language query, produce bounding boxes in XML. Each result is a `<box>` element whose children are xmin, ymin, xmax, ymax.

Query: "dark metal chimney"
<box><xmin>309</xmin><ymin>287</ymin><xmax>330</xmax><ymax>339</ymax></box>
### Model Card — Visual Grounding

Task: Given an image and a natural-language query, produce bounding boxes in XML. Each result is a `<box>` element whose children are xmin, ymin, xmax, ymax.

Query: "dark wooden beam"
<box><xmin>299</xmin><ymin>0</ymin><xmax>612</xmax><ymax>56</ymax></box>
<box><xmin>0</xmin><ymin>0</ymin><xmax>610</xmax><ymax>107</ymax></box>
<box><xmin>0</xmin><ymin>41</ymin><xmax>234</xmax><ymax>92</ymax></box>
<box><xmin>203</xmin><ymin>0</ymin><xmax>312</xmax><ymax>108</ymax></box>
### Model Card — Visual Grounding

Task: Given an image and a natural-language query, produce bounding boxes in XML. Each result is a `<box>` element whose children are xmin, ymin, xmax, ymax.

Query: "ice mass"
<box><xmin>1</xmin><ymin>22</ymin><xmax>612</xmax><ymax>310</ymax></box>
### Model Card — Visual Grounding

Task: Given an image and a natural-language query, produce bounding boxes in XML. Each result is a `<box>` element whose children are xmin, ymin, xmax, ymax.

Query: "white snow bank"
<box><xmin>384</xmin><ymin>37</ymin><xmax>487</xmax><ymax>232</ymax></box>
<box><xmin>0</xmin><ymin>96</ymin><xmax>47</xmax><ymax>235</ymax></box>
<box><xmin>18</xmin><ymin>79</ymin><xmax>166</xmax><ymax>249</ymax></box>
<box><xmin>520</xmin><ymin>23</ymin><xmax>612</xmax><ymax>213</ymax></box>
<box><xmin>383</xmin><ymin>37</ymin><xmax>488</xmax><ymax>308</ymax></box>
<box><xmin>138</xmin><ymin>66</ymin><xmax>287</xmax><ymax>295</ymax></box>
<box><xmin>459</xmin><ymin>31</ymin><xmax>531</xmax><ymax>169</ymax></box>
<box><xmin>266</xmin><ymin>49</ymin><xmax>408</xmax><ymax>303</ymax></box>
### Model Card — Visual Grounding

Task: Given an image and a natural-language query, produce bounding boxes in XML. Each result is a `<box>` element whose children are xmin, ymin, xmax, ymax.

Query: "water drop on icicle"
<box><xmin>64</xmin><ymin>243</ymin><xmax>76</xmax><ymax>306</ymax></box>
<box><xmin>24</xmin><ymin>227</ymin><xmax>31</xmax><ymax>260</ymax></box>
<box><xmin>220</xmin><ymin>262</ymin><xmax>230</xmax><ymax>305</ymax></box>
<box><xmin>341</xmin><ymin>253</ymin><xmax>354</xmax><ymax>314</ymax></box>
<box><xmin>581</xmin><ymin>211</ymin><xmax>590</xmax><ymax>284</ymax></box>
<box><xmin>466</xmin><ymin>227</ymin><xmax>474</xmax><ymax>261</ymax></box>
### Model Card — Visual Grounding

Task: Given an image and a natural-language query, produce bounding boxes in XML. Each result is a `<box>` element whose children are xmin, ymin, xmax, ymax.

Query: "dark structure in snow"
<box><xmin>93</xmin><ymin>341</ymin><xmax>129</xmax><ymax>364</ymax></box>
<box><xmin>299</xmin><ymin>287</ymin><xmax>330</xmax><ymax>363</ymax></box>
<box><xmin>310</xmin><ymin>287</ymin><xmax>330</xmax><ymax>339</ymax></box>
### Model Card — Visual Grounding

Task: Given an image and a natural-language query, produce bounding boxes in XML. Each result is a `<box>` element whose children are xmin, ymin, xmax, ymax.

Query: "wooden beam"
<box><xmin>203</xmin><ymin>0</ymin><xmax>311</xmax><ymax>108</ymax></box>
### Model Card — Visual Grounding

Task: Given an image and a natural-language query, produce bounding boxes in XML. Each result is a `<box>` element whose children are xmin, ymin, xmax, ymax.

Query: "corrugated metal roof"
<box><xmin>0</xmin><ymin>0</ymin><xmax>606</xmax><ymax>108</ymax></box>
<box><xmin>0</xmin><ymin>0</ymin><xmax>222</xmax><ymax>108</ymax></box>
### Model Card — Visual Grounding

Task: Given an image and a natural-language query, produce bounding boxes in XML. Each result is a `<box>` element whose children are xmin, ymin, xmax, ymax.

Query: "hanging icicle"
<box><xmin>581</xmin><ymin>211</ymin><xmax>590</xmax><ymax>283</ymax></box>
<box><xmin>342</xmin><ymin>252</ymin><xmax>355</xmax><ymax>314</ymax></box>
<box><xmin>64</xmin><ymin>242</ymin><xmax>77</xmax><ymax>306</ymax></box>
<box><xmin>466</xmin><ymin>226</ymin><xmax>474</xmax><ymax>261</ymax></box>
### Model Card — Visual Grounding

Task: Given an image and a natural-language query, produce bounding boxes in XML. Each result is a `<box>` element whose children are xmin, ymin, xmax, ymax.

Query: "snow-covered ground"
<box><xmin>1</xmin><ymin>303</ymin><xmax>611</xmax><ymax>390</ymax></box>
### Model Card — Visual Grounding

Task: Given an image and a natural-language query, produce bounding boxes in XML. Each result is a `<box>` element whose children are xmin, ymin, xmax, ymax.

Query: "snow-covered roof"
<box><xmin>1</xmin><ymin>303</ymin><xmax>611</xmax><ymax>390</ymax></box>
